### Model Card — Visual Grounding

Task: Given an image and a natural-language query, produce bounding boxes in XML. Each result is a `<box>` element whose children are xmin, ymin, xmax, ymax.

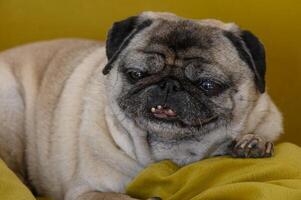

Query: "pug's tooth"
<box><xmin>157</xmin><ymin>105</ymin><xmax>162</xmax><ymax>109</ymax></box>
<box><xmin>167</xmin><ymin>109</ymin><xmax>175</xmax><ymax>115</ymax></box>
<box><xmin>151</xmin><ymin>107</ymin><xmax>156</xmax><ymax>112</ymax></box>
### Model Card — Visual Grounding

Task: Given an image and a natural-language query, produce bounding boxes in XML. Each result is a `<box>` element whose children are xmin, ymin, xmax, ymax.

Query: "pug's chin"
<box><xmin>133</xmin><ymin>114</ymin><xmax>221</xmax><ymax>141</ymax></box>
<box><xmin>148</xmin><ymin>115</ymin><xmax>218</xmax><ymax>128</ymax></box>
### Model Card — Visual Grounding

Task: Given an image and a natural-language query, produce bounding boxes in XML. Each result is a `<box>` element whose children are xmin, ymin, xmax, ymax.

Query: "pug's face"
<box><xmin>104</xmin><ymin>12</ymin><xmax>265</xmax><ymax>143</ymax></box>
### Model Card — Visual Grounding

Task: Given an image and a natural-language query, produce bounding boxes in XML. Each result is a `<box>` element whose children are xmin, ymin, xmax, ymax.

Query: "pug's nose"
<box><xmin>159</xmin><ymin>78</ymin><xmax>182</xmax><ymax>92</ymax></box>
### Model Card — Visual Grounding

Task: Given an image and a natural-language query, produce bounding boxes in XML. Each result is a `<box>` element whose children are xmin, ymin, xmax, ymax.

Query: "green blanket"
<box><xmin>127</xmin><ymin>143</ymin><xmax>301</xmax><ymax>200</ymax></box>
<box><xmin>1</xmin><ymin>143</ymin><xmax>301</xmax><ymax>200</ymax></box>
<box><xmin>0</xmin><ymin>159</ymin><xmax>35</xmax><ymax>200</ymax></box>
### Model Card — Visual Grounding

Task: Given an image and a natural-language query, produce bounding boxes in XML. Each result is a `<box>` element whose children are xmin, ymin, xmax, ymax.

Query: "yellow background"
<box><xmin>0</xmin><ymin>0</ymin><xmax>300</xmax><ymax>145</ymax></box>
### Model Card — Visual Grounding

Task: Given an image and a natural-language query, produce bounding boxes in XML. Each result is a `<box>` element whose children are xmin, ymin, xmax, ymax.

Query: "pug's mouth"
<box><xmin>150</xmin><ymin>105</ymin><xmax>177</xmax><ymax>119</ymax></box>
<box><xmin>148</xmin><ymin>104</ymin><xmax>218</xmax><ymax>127</ymax></box>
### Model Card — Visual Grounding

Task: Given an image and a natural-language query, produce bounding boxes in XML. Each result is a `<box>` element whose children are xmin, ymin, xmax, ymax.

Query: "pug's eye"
<box><xmin>199</xmin><ymin>79</ymin><xmax>225</xmax><ymax>96</ymax></box>
<box><xmin>127</xmin><ymin>69</ymin><xmax>147</xmax><ymax>82</ymax></box>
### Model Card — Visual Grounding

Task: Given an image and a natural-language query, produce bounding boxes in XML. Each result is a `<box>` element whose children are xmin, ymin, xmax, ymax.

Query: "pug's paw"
<box><xmin>230</xmin><ymin>134</ymin><xmax>274</xmax><ymax>158</ymax></box>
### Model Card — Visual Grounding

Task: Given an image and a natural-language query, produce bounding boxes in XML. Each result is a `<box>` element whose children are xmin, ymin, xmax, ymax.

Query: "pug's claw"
<box><xmin>265</xmin><ymin>142</ymin><xmax>274</xmax><ymax>156</ymax></box>
<box><xmin>230</xmin><ymin>134</ymin><xmax>274</xmax><ymax>158</ymax></box>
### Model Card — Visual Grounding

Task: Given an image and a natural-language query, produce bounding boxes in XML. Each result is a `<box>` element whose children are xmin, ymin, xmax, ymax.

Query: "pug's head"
<box><xmin>103</xmin><ymin>12</ymin><xmax>265</xmax><ymax>145</ymax></box>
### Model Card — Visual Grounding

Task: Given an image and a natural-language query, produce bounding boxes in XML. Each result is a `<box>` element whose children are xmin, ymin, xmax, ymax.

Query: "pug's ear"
<box><xmin>103</xmin><ymin>16</ymin><xmax>152</xmax><ymax>75</ymax></box>
<box><xmin>224</xmin><ymin>30</ymin><xmax>266</xmax><ymax>93</ymax></box>
<box><xmin>241</xmin><ymin>30</ymin><xmax>266</xmax><ymax>93</ymax></box>
<box><xmin>105</xmin><ymin>16</ymin><xmax>137</xmax><ymax>60</ymax></box>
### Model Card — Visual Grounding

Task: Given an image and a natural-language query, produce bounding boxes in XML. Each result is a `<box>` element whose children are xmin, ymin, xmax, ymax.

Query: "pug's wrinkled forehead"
<box><xmin>103</xmin><ymin>11</ymin><xmax>266</xmax><ymax>93</ymax></box>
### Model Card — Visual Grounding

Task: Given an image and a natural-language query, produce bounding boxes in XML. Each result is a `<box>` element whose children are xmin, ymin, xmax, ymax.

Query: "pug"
<box><xmin>0</xmin><ymin>11</ymin><xmax>283</xmax><ymax>200</ymax></box>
